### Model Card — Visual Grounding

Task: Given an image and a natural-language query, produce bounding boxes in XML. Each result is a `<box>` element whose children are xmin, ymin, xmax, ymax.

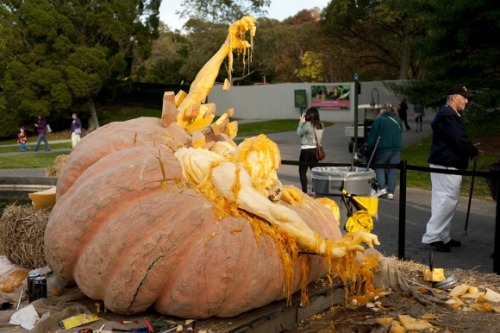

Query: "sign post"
<box><xmin>353</xmin><ymin>73</ymin><xmax>360</xmax><ymax>150</ymax></box>
<box><xmin>294</xmin><ymin>89</ymin><xmax>307</xmax><ymax>115</ymax></box>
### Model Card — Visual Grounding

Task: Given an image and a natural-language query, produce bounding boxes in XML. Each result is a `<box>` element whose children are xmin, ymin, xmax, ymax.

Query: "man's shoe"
<box><xmin>428</xmin><ymin>241</ymin><xmax>450</xmax><ymax>252</ymax></box>
<box><xmin>376</xmin><ymin>189</ymin><xmax>387</xmax><ymax>198</ymax></box>
<box><xmin>446</xmin><ymin>239</ymin><xmax>461</xmax><ymax>247</ymax></box>
<box><xmin>387</xmin><ymin>193</ymin><xmax>394</xmax><ymax>200</ymax></box>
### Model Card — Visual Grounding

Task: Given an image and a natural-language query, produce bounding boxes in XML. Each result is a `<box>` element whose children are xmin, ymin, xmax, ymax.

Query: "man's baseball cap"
<box><xmin>446</xmin><ymin>85</ymin><xmax>473</xmax><ymax>99</ymax></box>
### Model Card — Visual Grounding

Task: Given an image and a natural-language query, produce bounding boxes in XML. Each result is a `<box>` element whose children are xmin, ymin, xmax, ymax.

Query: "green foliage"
<box><xmin>321</xmin><ymin>0</ymin><xmax>426</xmax><ymax>80</ymax></box>
<box><xmin>295</xmin><ymin>51</ymin><xmax>325</xmax><ymax>82</ymax></box>
<box><xmin>0</xmin><ymin>94</ymin><xmax>19</xmax><ymax>138</ymax></box>
<box><xmin>387</xmin><ymin>0</ymin><xmax>500</xmax><ymax>119</ymax></box>
<box><xmin>138</xmin><ymin>10</ymin><xmax>328</xmax><ymax>85</ymax></box>
<box><xmin>252</xmin><ymin>16</ymin><xmax>324</xmax><ymax>83</ymax></box>
<box><xmin>178</xmin><ymin>0</ymin><xmax>270</xmax><ymax>24</ymax></box>
<box><xmin>0</xmin><ymin>0</ymin><xmax>160</xmax><ymax>137</ymax></box>
<box><xmin>180</xmin><ymin>19</ymin><xmax>229</xmax><ymax>83</ymax></box>
<box><xmin>135</xmin><ymin>26</ymin><xmax>191</xmax><ymax>84</ymax></box>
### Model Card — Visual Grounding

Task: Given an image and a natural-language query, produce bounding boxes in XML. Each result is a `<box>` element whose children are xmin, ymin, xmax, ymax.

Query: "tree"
<box><xmin>179</xmin><ymin>19</ymin><xmax>229</xmax><ymax>84</ymax></box>
<box><xmin>178</xmin><ymin>0</ymin><xmax>270</xmax><ymax>24</ymax></box>
<box><xmin>0</xmin><ymin>16</ymin><xmax>20</xmax><ymax>138</ymax></box>
<box><xmin>389</xmin><ymin>0</ymin><xmax>500</xmax><ymax>112</ymax></box>
<box><xmin>321</xmin><ymin>0</ymin><xmax>426</xmax><ymax>80</ymax></box>
<box><xmin>295</xmin><ymin>51</ymin><xmax>324</xmax><ymax>82</ymax></box>
<box><xmin>0</xmin><ymin>0</ymin><xmax>160</xmax><ymax>134</ymax></box>
<box><xmin>134</xmin><ymin>23</ymin><xmax>190</xmax><ymax>85</ymax></box>
<box><xmin>253</xmin><ymin>13</ymin><xmax>325</xmax><ymax>83</ymax></box>
<box><xmin>175</xmin><ymin>18</ymin><xmax>262</xmax><ymax>86</ymax></box>
<box><xmin>141</xmin><ymin>7</ymin><xmax>344</xmax><ymax>86</ymax></box>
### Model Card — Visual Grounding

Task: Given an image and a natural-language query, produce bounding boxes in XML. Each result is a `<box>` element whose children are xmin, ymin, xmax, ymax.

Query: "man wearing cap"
<box><xmin>422</xmin><ymin>85</ymin><xmax>482</xmax><ymax>252</ymax></box>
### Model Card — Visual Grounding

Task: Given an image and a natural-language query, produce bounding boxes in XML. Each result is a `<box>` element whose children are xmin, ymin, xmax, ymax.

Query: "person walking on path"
<box><xmin>70</xmin><ymin>113</ymin><xmax>82</xmax><ymax>148</ymax></box>
<box><xmin>422</xmin><ymin>85</ymin><xmax>482</xmax><ymax>252</ymax></box>
<box><xmin>414</xmin><ymin>103</ymin><xmax>425</xmax><ymax>132</ymax></box>
<box><xmin>364</xmin><ymin>103</ymin><xmax>402</xmax><ymax>200</ymax></box>
<box><xmin>33</xmin><ymin>116</ymin><xmax>51</xmax><ymax>151</ymax></box>
<box><xmin>397</xmin><ymin>99</ymin><xmax>411</xmax><ymax>131</ymax></box>
<box><xmin>17</xmin><ymin>127</ymin><xmax>29</xmax><ymax>152</ymax></box>
<box><xmin>297</xmin><ymin>107</ymin><xmax>324</xmax><ymax>194</ymax></box>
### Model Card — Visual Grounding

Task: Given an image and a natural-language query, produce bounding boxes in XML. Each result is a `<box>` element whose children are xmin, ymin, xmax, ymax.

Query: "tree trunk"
<box><xmin>399</xmin><ymin>21</ymin><xmax>411</xmax><ymax>80</ymax></box>
<box><xmin>87</xmin><ymin>99</ymin><xmax>100</xmax><ymax>132</ymax></box>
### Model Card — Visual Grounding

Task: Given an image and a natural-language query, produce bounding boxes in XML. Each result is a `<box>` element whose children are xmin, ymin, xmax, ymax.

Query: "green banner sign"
<box><xmin>294</xmin><ymin>89</ymin><xmax>306</xmax><ymax>109</ymax></box>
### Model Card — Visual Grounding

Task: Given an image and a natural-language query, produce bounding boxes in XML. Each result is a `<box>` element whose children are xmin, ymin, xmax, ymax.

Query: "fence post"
<box><xmin>494</xmin><ymin>171</ymin><xmax>500</xmax><ymax>273</ymax></box>
<box><xmin>398</xmin><ymin>160</ymin><xmax>407</xmax><ymax>259</ymax></box>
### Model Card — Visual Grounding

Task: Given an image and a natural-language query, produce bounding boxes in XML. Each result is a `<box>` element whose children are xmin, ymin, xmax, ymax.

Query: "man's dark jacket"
<box><xmin>428</xmin><ymin>105</ymin><xmax>478</xmax><ymax>170</ymax></box>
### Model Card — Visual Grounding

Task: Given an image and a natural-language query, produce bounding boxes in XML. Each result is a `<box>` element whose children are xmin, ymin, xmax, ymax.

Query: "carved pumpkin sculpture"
<box><xmin>44</xmin><ymin>16</ymin><xmax>379</xmax><ymax>319</ymax></box>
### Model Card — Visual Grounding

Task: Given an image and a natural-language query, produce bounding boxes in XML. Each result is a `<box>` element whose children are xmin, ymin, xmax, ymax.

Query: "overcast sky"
<box><xmin>159</xmin><ymin>0</ymin><xmax>330</xmax><ymax>31</ymax></box>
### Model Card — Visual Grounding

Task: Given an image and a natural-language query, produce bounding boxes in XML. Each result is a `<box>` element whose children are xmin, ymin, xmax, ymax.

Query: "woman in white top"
<box><xmin>297</xmin><ymin>107</ymin><xmax>324</xmax><ymax>193</ymax></box>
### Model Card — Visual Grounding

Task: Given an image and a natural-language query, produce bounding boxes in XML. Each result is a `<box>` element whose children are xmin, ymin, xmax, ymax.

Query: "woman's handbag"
<box><xmin>313</xmin><ymin>128</ymin><xmax>325</xmax><ymax>161</ymax></box>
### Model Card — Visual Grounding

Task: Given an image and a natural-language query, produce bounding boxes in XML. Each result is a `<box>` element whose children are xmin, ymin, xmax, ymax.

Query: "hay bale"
<box><xmin>45</xmin><ymin>154</ymin><xmax>69</xmax><ymax>177</ymax></box>
<box><xmin>0</xmin><ymin>204</ymin><xmax>49</xmax><ymax>269</ymax></box>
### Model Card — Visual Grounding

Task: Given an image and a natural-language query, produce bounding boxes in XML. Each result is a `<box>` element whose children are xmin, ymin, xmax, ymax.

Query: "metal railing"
<box><xmin>0</xmin><ymin>176</ymin><xmax>57</xmax><ymax>200</ymax></box>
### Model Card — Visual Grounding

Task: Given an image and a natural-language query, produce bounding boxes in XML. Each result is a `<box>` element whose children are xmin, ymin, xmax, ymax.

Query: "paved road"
<box><xmin>1</xmin><ymin>116</ymin><xmax>498</xmax><ymax>274</ymax></box>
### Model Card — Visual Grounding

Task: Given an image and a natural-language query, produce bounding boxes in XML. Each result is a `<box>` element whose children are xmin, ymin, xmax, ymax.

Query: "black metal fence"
<box><xmin>281</xmin><ymin>159</ymin><xmax>500</xmax><ymax>274</ymax></box>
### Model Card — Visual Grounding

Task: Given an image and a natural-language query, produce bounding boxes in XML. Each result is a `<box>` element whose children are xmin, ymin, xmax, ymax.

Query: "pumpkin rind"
<box><xmin>44</xmin><ymin>118</ymin><xmax>342</xmax><ymax>318</ymax></box>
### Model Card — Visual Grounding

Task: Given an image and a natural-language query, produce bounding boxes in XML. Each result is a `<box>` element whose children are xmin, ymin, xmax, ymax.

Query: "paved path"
<box><xmin>1</xmin><ymin>116</ymin><xmax>498</xmax><ymax>274</ymax></box>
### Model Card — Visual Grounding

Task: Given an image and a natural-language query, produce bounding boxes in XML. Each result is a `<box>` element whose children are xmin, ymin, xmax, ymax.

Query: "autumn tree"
<box><xmin>178</xmin><ymin>0</ymin><xmax>270</xmax><ymax>24</ymax></box>
<box><xmin>0</xmin><ymin>0</ymin><xmax>160</xmax><ymax>135</ymax></box>
<box><xmin>321</xmin><ymin>0</ymin><xmax>426</xmax><ymax>80</ymax></box>
<box><xmin>295</xmin><ymin>51</ymin><xmax>324</xmax><ymax>82</ymax></box>
<box><xmin>253</xmin><ymin>11</ymin><xmax>326</xmax><ymax>83</ymax></box>
<box><xmin>141</xmin><ymin>6</ymin><xmax>344</xmax><ymax>86</ymax></box>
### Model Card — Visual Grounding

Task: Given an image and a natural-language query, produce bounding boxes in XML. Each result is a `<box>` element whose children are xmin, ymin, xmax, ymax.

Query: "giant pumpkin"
<box><xmin>44</xmin><ymin>16</ymin><xmax>379</xmax><ymax>319</ymax></box>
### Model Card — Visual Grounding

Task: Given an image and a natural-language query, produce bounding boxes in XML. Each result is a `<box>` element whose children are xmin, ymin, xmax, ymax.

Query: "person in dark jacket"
<box><xmin>364</xmin><ymin>103</ymin><xmax>403</xmax><ymax>200</ymax></box>
<box><xmin>397</xmin><ymin>99</ymin><xmax>411</xmax><ymax>131</ymax></box>
<box><xmin>422</xmin><ymin>85</ymin><xmax>482</xmax><ymax>252</ymax></box>
<box><xmin>33</xmin><ymin>116</ymin><xmax>51</xmax><ymax>151</ymax></box>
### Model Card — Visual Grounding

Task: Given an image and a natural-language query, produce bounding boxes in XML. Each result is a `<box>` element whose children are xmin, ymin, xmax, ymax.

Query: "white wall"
<box><xmin>208</xmin><ymin>80</ymin><xmax>405</xmax><ymax>123</ymax></box>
